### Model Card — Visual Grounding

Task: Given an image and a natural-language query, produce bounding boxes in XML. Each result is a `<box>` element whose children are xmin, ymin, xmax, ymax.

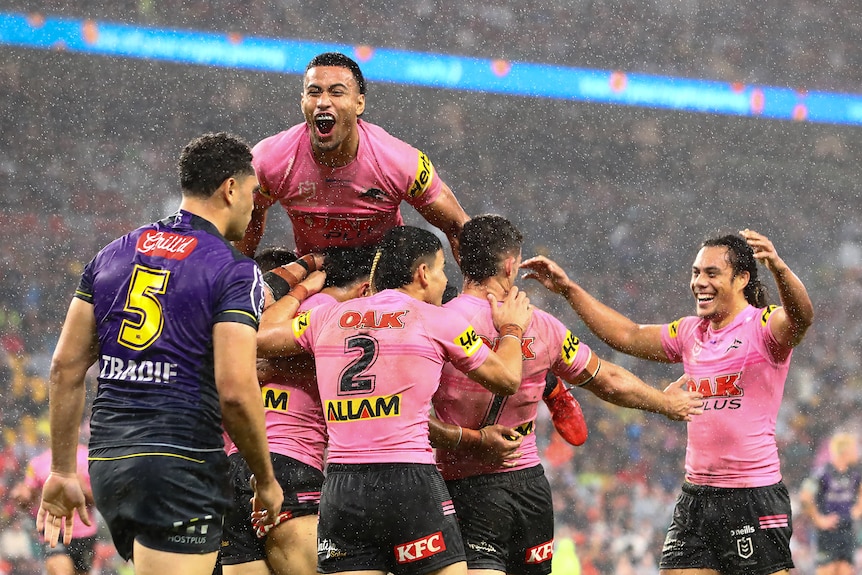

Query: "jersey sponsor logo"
<box><xmin>408</xmin><ymin>151</ymin><xmax>435</xmax><ymax>199</ymax></box>
<box><xmin>325</xmin><ymin>394</ymin><xmax>401</xmax><ymax>422</ymax></box>
<box><xmin>136</xmin><ymin>230</ymin><xmax>198</xmax><ymax>260</ymax></box>
<box><xmin>516</xmin><ymin>421</ymin><xmax>535</xmax><ymax>435</ymax></box>
<box><xmin>455</xmin><ymin>326</ymin><xmax>482</xmax><ymax>356</ymax></box>
<box><xmin>394</xmin><ymin>531</ymin><xmax>446</xmax><ymax>564</ymax></box>
<box><xmin>318</xmin><ymin>539</ymin><xmax>347</xmax><ymax>559</ymax></box>
<box><xmin>339</xmin><ymin>310</ymin><xmax>407</xmax><ymax>329</ymax></box>
<box><xmin>760</xmin><ymin>304</ymin><xmax>778</xmax><ymax>326</ymax></box>
<box><xmin>525</xmin><ymin>540</ymin><xmax>554</xmax><ymax>564</ymax></box>
<box><xmin>480</xmin><ymin>335</ymin><xmax>536</xmax><ymax>359</ymax></box>
<box><xmin>293</xmin><ymin>310</ymin><xmax>312</xmax><ymax>338</ymax></box>
<box><xmin>668</xmin><ymin>318</ymin><xmax>682</xmax><ymax>338</ymax></box>
<box><xmin>687</xmin><ymin>372</ymin><xmax>743</xmax><ymax>398</ymax></box>
<box><xmin>560</xmin><ymin>331</ymin><xmax>582</xmax><ymax>365</ymax></box>
<box><xmin>262</xmin><ymin>386</ymin><xmax>289</xmax><ymax>411</ymax></box>
<box><xmin>99</xmin><ymin>354</ymin><xmax>178</xmax><ymax>383</ymax></box>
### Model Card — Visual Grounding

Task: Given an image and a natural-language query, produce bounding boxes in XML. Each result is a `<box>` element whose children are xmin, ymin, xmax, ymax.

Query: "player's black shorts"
<box><xmin>43</xmin><ymin>535</ymin><xmax>97</xmax><ymax>573</ymax></box>
<box><xmin>445</xmin><ymin>465</ymin><xmax>554</xmax><ymax>575</ymax></box>
<box><xmin>318</xmin><ymin>463</ymin><xmax>466</xmax><ymax>575</ymax></box>
<box><xmin>89</xmin><ymin>447</ymin><xmax>231</xmax><ymax>561</ymax></box>
<box><xmin>815</xmin><ymin>521</ymin><xmax>856</xmax><ymax>566</ymax></box>
<box><xmin>659</xmin><ymin>481</ymin><xmax>794</xmax><ymax>575</ymax></box>
<box><xmin>221</xmin><ymin>451</ymin><xmax>324</xmax><ymax>565</ymax></box>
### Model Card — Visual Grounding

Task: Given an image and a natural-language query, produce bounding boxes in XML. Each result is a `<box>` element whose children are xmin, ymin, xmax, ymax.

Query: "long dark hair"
<box><xmin>702</xmin><ymin>234</ymin><xmax>769</xmax><ymax>307</ymax></box>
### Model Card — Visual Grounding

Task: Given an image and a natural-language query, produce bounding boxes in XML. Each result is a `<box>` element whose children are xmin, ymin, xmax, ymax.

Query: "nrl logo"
<box><xmin>298</xmin><ymin>181</ymin><xmax>316</xmax><ymax>199</ymax></box>
<box><xmin>736</xmin><ymin>537</ymin><xmax>753</xmax><ymax>559</ymax></box>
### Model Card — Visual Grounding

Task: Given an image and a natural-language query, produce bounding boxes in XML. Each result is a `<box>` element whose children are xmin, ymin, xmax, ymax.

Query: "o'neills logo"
<box><xmin>325</xmin><ymin>394</ymin><xmax>400</xmax><ymax>422</ymax></box>
<box><xmin>137</xmin><ymin>230</ymin><xmax>198</xmax><ymax>260</ymax></box>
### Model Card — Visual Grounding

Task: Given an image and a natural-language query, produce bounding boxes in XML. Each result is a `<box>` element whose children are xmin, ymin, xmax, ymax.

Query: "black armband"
<box><xmin>263</xmin><ymin>271</ymin><xmax>291</xmax><ymax>301</ymax></box>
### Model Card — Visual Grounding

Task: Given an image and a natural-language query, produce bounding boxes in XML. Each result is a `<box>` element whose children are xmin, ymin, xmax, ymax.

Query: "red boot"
<box><xmin>544</xmin><ymin>376</ymin><xmax>588</xmax><ymax>446</ymax></box>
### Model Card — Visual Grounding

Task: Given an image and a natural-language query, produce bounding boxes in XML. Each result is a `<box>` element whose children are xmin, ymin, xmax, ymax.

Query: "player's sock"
<box><xmin>543</xmin><ymin>375</ymin><xmax>588</xmax><ymax>446</ymax></box>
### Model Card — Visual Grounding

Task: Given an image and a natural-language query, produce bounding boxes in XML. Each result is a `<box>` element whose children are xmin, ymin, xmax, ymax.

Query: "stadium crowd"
<box><xmin>1</xmin><ymin>1</ymin><xmax>862</xmax><ymax>573</ymax></box>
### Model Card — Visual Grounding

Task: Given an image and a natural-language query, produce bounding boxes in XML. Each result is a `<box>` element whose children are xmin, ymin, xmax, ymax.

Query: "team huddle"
<box><xmin>36</xmin><ymin>53</ymin><xmax>814</xmax><ymax>575</ymax></box>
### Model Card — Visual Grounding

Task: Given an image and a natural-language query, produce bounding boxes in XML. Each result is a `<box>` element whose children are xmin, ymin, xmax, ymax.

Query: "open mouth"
<box><xmin>315</xmin><ymin>113</ymin><xmax>335</xmax><ymax>135</ymax></box>
<box><xmin>696</xmin><ymin>294</ymin><xmax>715</xmax><ymax>304</ymax></box>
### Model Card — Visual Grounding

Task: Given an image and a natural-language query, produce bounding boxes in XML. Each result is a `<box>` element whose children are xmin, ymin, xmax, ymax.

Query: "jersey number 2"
<box><xmin>339</xmin><ymin>334</ymin><xmax>378</xmax><ymax>394</ymax></box>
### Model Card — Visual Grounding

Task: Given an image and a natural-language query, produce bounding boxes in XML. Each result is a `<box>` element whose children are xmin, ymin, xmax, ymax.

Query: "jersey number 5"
<box><xmin>118</xmin><ymin>265</ymin><xmax>170</xmax><ymax>350</ymax></box>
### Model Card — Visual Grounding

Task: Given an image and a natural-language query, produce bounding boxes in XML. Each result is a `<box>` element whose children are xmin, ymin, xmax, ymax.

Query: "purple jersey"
<box><xmin>809</xmin><ymin>463</ymin><xmax>862</xmax><ymax>525</ymax></box>
<box><xmin>293</xmin><ymin>290</ymin><xmax>490</xmax><ymax>465</ymax></box>
<box><xmin>434</xmin><ymin>294</ymin><xmax>595</xmax><ymax>479</ymax></box>
<box><xmin>252</xmin><ymin>119</ymin><xmax>442</xmax><ymax>255</ymax></box>
<box><xmin>77</xmin><ymin>210</ymin><xmax>265</xmax><ymax>452</ymax></box>
<box><xmin>660</xmin><ymin>305</ymin><xmax>791</xmax><ymax>488</ymax></box>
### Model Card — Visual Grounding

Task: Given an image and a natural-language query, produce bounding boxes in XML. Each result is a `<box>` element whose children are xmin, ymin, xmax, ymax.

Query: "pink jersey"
<box><xmin>228</xmin><ymin>293</ymin><xmax>331</xmax><ymax>471</ymax></box>
<box><xmin>434</xmin><ymin>294</ymin><xmax>596</xmax><ymax>480</ymax></box>
<box><xmin>253</xmin><ymin>119</ymin><xmax>442</xmax><ymax>255</ymax></box>
<box><xmin>26</xmin><ymin>445</ymin><xmax>98</xmax><ymax>538</ymax></box>
<box><xmin>660</xmin><ymin>305</ymin><xmax>792</xmax><ymax>488</ymax></box>
<box><xmin>293</xmin><ymin>289</ymin><xmax>490</xmax><ymax>465</ymax></box>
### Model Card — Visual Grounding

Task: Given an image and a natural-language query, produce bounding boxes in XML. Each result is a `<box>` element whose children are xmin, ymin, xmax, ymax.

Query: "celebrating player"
<box><xmin>221</xmin><ymin>246</ymin><xmax>375</xmax><ymax>575</ymax></box>
<box><xmin>521</xmin><ymin>229</ymin><xmax>814</xmax><ymax>575</ymax></box>
<box><xmin>237</xmin><ymin>51</ymin><xmax>469</xmax><ymax>261</ymax></box>
<box><xmin>257</xmin><ymin>225</ymin><xmax>533</xmax><ymax>575</ymax></box>
<box><xmin>431</xmin><ymin>215</ymin><xmax>703</xmax><ymax>575</ymax></box>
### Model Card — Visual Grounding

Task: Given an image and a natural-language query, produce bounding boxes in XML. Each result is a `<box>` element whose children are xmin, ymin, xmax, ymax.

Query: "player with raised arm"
<box><xmin>256</xmin><ymin>225</ymin><xmax>532</xmax><ymax>575</ymax></box>
<box><xmin>521</xmin><ymin>229</ymin><xmax>814</xmax><ymax>575</ymax></box>
<box><xmin>431</xmin><ymin>215</ymin><xmax>703</xmax><ymax>575</ymax></box>
<box><xmin>221</xmin><ymin>245</ymin><xmax>375</xmax><ymax>575</ymax></box>
<box><xmin>237</xmin><ymin>51</ymin><xmax>469</xmax><ymax>261</ymax></box>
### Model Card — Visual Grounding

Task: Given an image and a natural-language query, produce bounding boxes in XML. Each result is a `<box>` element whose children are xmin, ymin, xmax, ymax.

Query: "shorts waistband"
<box><xmin>446</xmin><ymin>464</ymin><xmax>545</xmax><ymax>487</ymax></box>
<box><xmin>325</xmin><ymin>462</ymin><xmax>436</xmax><ymax>474</ymax></box>
<box><xmin>682</xmin><ymin>480</ymin><xmax>785</xmax><ymax>496</ymax></box>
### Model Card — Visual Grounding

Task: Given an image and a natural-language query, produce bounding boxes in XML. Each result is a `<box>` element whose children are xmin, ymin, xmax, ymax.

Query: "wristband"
<box><xmin>263</xmin><ymin>273</ymin><xmax>291</xmax><ymax>301</ymax></box>
<box><xmin>499</xmin><ymin>323</ymin><xmax>524</xmax><ymax>339</ymax></box>
<box><xmin>458</xmin><ymin>427</ymin><xmax>485</xmax><ymax>450</ymax></box>
<box><xmin>499</xmin><ymin>333</ymin><xmax>521</xmax><ymax>345</ymax></box>
<box><xmin>286</xmin><ymin>285</ymin><xmax>309</xmax><ymax>303</ymax></box>
<box><xmin>296</xmin><ymin>254</ymin><xmax>318</xmax><ymax>273</ymax></box>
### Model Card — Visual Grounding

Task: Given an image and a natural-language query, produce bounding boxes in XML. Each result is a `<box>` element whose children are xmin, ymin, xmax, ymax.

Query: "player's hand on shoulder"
<box><xmin>489</xmin><ymin>286</ymin><xmax>532</xmax><ymax>332</ymax></box>
<box><xmin>662</xmin><ymin>374</ymin><xmax>704</xmax><ymax>422</ymax></box>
